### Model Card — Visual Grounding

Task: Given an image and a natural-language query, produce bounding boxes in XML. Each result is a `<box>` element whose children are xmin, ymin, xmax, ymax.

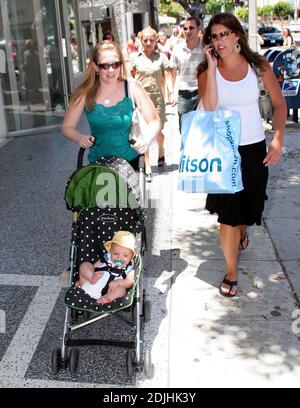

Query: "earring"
<box><xmin>96</xmin><ymin>71</ymin><xmax>99</xmax><ymax>77</ymax></box>
<box><xmin>235</xmin><ymin>42</ymin><xmax>241</xmax><ymax>53</ymax></box>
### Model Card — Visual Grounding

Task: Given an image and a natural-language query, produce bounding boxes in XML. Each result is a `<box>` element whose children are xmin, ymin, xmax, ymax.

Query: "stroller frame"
<box><xmin>51</xmin><ymin>149</ymin><xmax>153</xmax><ymax>378</ymax></box>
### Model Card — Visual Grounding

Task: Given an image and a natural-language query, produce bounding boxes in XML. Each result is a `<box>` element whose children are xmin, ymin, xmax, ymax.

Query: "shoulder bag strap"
<box><xmin>253</xmin><ymin>65</ymin><xmax>264</xmax><ymax>91</ymax></box>
<box><xmin>127</xmin><ymin>79</ymin><xmax>139</xmax><ymax>110</ymax></box>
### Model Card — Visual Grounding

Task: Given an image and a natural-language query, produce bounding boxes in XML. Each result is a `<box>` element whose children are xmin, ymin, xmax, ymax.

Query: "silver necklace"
<box><xmin>104</xmin><ymin>99</ymin><xmax>110</xmax><ymax>105</ymax></box>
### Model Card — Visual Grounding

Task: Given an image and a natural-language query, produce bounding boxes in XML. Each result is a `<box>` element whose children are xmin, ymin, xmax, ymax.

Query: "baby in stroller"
<box><xmin>77</xmin><ymin>231</ymin><xmax>135</xmax><ymax>304</ymax></box>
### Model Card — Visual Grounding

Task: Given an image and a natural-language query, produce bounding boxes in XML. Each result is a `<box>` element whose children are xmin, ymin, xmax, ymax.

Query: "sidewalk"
<box><xmin>168</xmin><ymin>122</ymin><xmax>300</xmax><ymax>387</ymax></box>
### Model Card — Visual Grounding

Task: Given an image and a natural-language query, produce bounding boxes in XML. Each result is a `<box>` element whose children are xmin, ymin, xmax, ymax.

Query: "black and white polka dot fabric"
<box><xmin>64</xmin><ymin>157</ymin><xmax>144</xmax><ymax>315</ymax></box>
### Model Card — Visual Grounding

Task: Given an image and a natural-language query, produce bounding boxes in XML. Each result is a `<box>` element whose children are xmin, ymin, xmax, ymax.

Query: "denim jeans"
<box><xmin>177</xmin><ymin>93</ymin><xmax>199</xmax><ymax>134</ymax></box>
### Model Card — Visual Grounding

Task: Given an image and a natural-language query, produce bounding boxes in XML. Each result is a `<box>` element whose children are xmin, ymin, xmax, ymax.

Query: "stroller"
<box><xmin>50</xmin><ymin>149</ymin><xmax>153</xmax><ymax>378</ymax></box>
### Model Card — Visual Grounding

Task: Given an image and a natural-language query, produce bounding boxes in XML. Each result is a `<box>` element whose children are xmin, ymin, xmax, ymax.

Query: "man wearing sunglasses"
<box><xmin>170</xmin><ymin>17</ymin><xmax>204</xmax><ymax>133</ymax></box>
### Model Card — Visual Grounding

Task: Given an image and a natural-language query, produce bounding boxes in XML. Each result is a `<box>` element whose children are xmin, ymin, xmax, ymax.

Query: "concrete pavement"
<box><xmin>165</xmin><ymin>114</ymin><xmax>300</xmax><ymax>388</ymax></box>
<box><xmin>0</xmin><ymin>106</ymin><xmax>299</xmax><ymax>388</ymax></box>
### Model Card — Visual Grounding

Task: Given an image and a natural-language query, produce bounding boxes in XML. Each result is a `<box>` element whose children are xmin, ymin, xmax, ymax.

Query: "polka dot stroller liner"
<box><xmin>64</xmin><ymin>156</ymin><xmax>144</xmax><ymax>314</ymax></box>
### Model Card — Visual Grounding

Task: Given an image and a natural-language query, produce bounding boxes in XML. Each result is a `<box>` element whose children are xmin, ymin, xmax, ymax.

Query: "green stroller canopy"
<box><xmin>65</xmin><ymin>157</ymin><xmax>142</xmax><ymax>212</ymax></box>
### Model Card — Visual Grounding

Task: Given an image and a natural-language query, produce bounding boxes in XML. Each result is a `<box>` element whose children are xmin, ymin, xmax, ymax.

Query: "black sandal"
<box><xmin>219</xmin><ymin>275</ymin><xmax>238</xmax><ymax>298</ymax></box>
<box><xmin>239</xmin><ymin>233</ymin><xmax>249</xmax><ymax>251</ymax></box>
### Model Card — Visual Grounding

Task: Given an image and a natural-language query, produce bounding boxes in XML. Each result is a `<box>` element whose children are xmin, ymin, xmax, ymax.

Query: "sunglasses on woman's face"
<box><xmin>96</xmin><ymin>61</ymin><xmax>122</xmax><ymax>70</ymax></box>
<box><xmin>210</xmin><ymin>31</ymin><xmax>233</xmax><ymax>41</ymax></box>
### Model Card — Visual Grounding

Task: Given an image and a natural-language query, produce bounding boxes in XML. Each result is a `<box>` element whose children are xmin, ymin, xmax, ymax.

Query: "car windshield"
<box><xmin>260</xmin><ymin>27</ymin><xmax>280</xmax><ymax>34</ymax></box>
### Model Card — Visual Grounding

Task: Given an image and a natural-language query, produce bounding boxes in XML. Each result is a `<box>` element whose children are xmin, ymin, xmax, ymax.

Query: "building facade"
<box><xmin>0</xmin><ymin>0</ymin><xmax>158</xmax><ymax>139</ymax></box>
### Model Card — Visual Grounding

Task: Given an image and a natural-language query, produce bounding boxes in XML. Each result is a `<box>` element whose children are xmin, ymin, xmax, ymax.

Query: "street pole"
<box><xmin>221</xmin><ymin>0</ymin><xmax>225</xmax><ymax>13</ymax></box>
<box><xmin>294</xmin><ymin>0</ymin><xmax>298</xmax><ymax>23</ymax></box>
<box><xmin>248</xmin><ymin>0</ymin><xmax>257</xmax><ymax>52</ymax></box>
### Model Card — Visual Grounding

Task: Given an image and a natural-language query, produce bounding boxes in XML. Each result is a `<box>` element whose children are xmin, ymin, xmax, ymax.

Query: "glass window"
<box><xmin>0</xmin><ymin>0</ymin><xmax>66</xmax><ymax>131</ymax></box>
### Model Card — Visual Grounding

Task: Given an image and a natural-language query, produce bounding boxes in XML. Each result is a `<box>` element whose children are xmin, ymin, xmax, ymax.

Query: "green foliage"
<box><xmin>235</xmin><ymin>6</ymin><xmax>248</xmax><ymax>21</ymax></box>
<box><xmin>257</xmin><ymin>5</ymin><xmax>274</xmax><ymax>20</ymax></box>
<box><xmin>273</xmin><ymin>1</ymin><xmax>294</xmax><ymax>19</ymax></box>
<box><xmin>159</xmin><ymin>0</ymin><xmax>185</xmax><ymax>19</ymax></box>
<box><xmin>206</xmin><ymin>0</ymin><xmax>222</xmax><ymax>16</ymax></box>
<box><xmin>205</xmin><ymin>0</ymin><xmax>235</xmax><ymax>15</ymax></box>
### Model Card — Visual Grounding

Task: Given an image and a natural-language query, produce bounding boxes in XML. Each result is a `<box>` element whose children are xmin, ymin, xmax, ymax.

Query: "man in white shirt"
<box><xmin>170</xmin><ymin>17</ymin><xmax>204</xmax><ymax>132</ymax></box>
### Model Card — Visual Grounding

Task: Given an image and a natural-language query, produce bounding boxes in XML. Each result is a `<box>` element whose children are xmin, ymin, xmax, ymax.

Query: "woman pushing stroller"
<box><xmin>62</xmin><ymin>41</ymin><xmax>161</xmax><ymax>170</ymax></box>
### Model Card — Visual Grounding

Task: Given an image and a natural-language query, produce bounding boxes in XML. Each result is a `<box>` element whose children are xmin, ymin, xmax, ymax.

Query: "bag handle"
<box><xmin>127</xmin><ymin>79</ymin><xmax>139</xmax><ymax>110</ymax></box>
<box><xmin>252</xmin><ymin>65</ymin><xmax>268</xmax><ymax>96</ymax></box>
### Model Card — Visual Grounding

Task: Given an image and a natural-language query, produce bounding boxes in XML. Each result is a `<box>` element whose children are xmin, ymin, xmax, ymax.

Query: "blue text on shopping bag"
<box><xmin>178</xmin><ymin>110</ymin><xmax>244</xmax><ymax>194</ymax></box>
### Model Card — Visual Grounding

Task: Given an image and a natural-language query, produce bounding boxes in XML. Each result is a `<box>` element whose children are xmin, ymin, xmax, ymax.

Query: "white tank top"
<box><xmin>216</xmin><ymin>65</ymin><xmax>265</xmax><ymax>146</ymax></box>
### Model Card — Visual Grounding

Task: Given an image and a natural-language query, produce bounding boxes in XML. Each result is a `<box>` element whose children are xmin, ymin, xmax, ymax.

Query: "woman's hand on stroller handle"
<box><xmin>79</xmin><ymin>134</ymin><xmax>95</xmax><ymax>149</ymax></box>
<box><xmin>131</xmin><ymin>138</ymin><xmax>149</xmax><ymax>155</ymax></box>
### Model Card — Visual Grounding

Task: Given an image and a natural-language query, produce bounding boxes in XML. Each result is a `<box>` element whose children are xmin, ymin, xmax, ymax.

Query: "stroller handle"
<box><xmin>77</xmin><ymin>147</ymin><xmax>86</xmax><ymax>169</ymax></box>
<box><xmin>77</xmin><ymin>147</ymin><xmax>145</xmax><ymax>171</ymax></box>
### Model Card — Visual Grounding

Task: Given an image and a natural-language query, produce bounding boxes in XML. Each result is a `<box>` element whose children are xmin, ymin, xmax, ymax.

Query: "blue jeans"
<box><xmin>177</xmin><ymin>93</ymin><xmax>199</xmax><ymax>133</ymax></box>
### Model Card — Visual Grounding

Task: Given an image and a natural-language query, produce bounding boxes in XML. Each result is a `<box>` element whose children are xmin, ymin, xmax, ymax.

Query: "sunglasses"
<box><xmin>210</xmin><ymin>31</ymin><xmax>233</xmax><ymax>41</ymax></box>
<box><xmin>96</xmin><ymin>61</ymin><xmax>122</xmax><ymax>70</ymax></box>
<box><xmin>183</xmin><ymin>26</ymin><xmax>196</xmax><ymax>31</ymax></box>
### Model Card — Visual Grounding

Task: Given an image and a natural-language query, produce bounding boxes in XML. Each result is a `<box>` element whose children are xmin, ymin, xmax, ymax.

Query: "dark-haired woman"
<box><xmin>283</xmin><ymin>27</ymin><xmax>296</xmax><ymax>48</ymax></box>
<box><xmin>198</xmin><ymin>13</ymin><xmax>286</xmax><ymax>297</ymax></box>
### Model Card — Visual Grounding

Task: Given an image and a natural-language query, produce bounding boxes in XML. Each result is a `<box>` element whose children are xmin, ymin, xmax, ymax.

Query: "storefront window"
<box><xmin>0</xmin><ymin>0</ymin><xmax>65</xmax><ymax>131</ymax></box>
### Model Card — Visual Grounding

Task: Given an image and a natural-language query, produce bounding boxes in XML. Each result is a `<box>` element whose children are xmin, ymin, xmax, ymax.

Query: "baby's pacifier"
<box><xmin>113</xmin><ymin>259</ymin><xmax>125</xmax><ymax>267</ymax></box>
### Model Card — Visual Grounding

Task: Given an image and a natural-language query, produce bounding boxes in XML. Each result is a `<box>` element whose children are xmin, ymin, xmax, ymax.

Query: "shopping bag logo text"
<box><xmin>179</xmin><ymin>156</ymin><xmax>222</xmax><ymax>174</ymax></box>
<box><xmin>225</xmin><ymin>120</ymin><xmax>239</xmax><ymax>188</ymax></box>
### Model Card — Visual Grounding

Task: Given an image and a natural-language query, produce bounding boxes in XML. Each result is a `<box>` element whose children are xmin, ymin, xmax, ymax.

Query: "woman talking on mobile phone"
<box><xmin>197</xmin><ymin>13</ymin><xmax>286</xmax><ymax>298</ymax></box>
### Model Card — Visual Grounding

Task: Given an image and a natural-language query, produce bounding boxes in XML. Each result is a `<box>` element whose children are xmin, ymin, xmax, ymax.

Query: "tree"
<box><xmin>257</xmin><ymin>5</ymin><xmax>274</xmax><ymax>23</ymax></box>
<box><xmin>160</xmin><ymin>0</ymin><xmax>234</xmax><ymax>17</ymax></box>
<box><xmin>160</xmin><ymin>0</ymin><xmax>203</xmax><ymax>17</ymax></box>
<box><xmin>159</xmin><ymin>0</ymin><xmax>185</xmax><ymax>19</ymax></box>
<box><xmin>273</xmin><ymin>1</ymin><xmax>294</xmax><ymax>21</ymax></box>
<box><xmin>235</xmin><ymin>6</ymin><xmax>248</xmax><ymax>22</ymax></box>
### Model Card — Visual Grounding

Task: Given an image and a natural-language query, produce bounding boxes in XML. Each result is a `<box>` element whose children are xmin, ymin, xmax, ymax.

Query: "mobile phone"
<box><xmin>129</xmin><ymin>136</ymin><xmax>137</xmax><ymax>145</ymax></box>
<box><xmin>210</xmin><ymin>46</ymin><xmax>220</xmax><ymax>59</ymax></box>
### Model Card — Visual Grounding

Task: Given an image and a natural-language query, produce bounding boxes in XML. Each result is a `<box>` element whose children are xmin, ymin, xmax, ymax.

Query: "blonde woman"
<box><xmin>62</xmin><ymin>41</ymin><xmax>161</xmax><ymax>170</ymax></box>
<box><xmin>132</xmin><ymin>27</ymin><xmax>175</xmax><ymax>181</ymax></box>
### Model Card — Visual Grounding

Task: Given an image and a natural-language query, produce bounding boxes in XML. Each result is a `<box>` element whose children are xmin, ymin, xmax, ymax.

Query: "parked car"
<box><xmin>258</xmin><ymin>26</ymin><xmax>283</xmax><ymax>47</ymax></box>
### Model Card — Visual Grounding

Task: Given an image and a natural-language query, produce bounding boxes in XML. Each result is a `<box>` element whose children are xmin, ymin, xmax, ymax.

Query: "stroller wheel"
<box><xmin>126</xmin><ymin>350</ymin><xmax>135</xmax><ymax>377</ymax></box>
<box><xmin>143</xmin><ymin>300</ymin><xmax>151</xmax><ymax>323</ymax></box>
<box><xmin>144</xmin><ymin>348</ymin><xmax>155</xmax><ymax>379</ymax></box>
<box><xmin>50</xmin><ymin>347</ymin><xmax>62</xmax><ymax>374</ymax></box>
<box><xmin>69</xmin><ymin>348</ymin><xmax>80</xmax><ymax>375</ymax></box>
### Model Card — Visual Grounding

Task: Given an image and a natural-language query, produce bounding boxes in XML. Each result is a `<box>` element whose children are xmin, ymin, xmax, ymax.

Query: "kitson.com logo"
<box><xmin>179</xmin><ymin>156</ymin><xmax>222</xmax><ymax>173</ymax></box>
<box><xmin>225</xmin><ymin>119</ymin><xmax>239</xmax><ymax>187</ymax></box>
<box><xmin>179</xmin><ymin>119</ymin><xmax>238</xmax><ymax>187</ymax></box>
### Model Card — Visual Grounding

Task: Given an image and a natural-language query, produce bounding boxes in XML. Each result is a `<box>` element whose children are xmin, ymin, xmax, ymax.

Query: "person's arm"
<box><xmin>165</xmin><ymin>68</ymin><xmax>175</xmax><ymax>104</ymax></box>
<box><xmin>169</xmin><ymin>52</ymin><xmax>178</xmax><ymax>86</ymax></box>
<box><xmin>198</xmin><ymin>45</ymin><xmax>218</xmax><ymax>111</ymax></box>
<box><xmin>108</xmin><ymin>271</ymin><xmax>135</xmax><ymax>290</ymax></box>
<box><xmin>161</xmin><ymin>53</ymin><xmax>175</xmax><ymax>104</ymax></box>
<box><xmin>61</xmin><ymin>96</ymin><xmax>95</xmax><ymax>149</ymax></box>
<box><xmin>130</xmin><ymin>80</ymin><xmax>161</xmax><ymax>151</ymax></box>
<box><xmin>262</xmin><ymin>62</ymin><xmax>287</xmax><ymax>166</ymax></box>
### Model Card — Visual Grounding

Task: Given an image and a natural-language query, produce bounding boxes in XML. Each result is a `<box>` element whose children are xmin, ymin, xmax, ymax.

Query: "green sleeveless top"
<box><xmin>85</xmin><ymin>83</ymin><xmax>138</xmax><ymax>163</ymax></box>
